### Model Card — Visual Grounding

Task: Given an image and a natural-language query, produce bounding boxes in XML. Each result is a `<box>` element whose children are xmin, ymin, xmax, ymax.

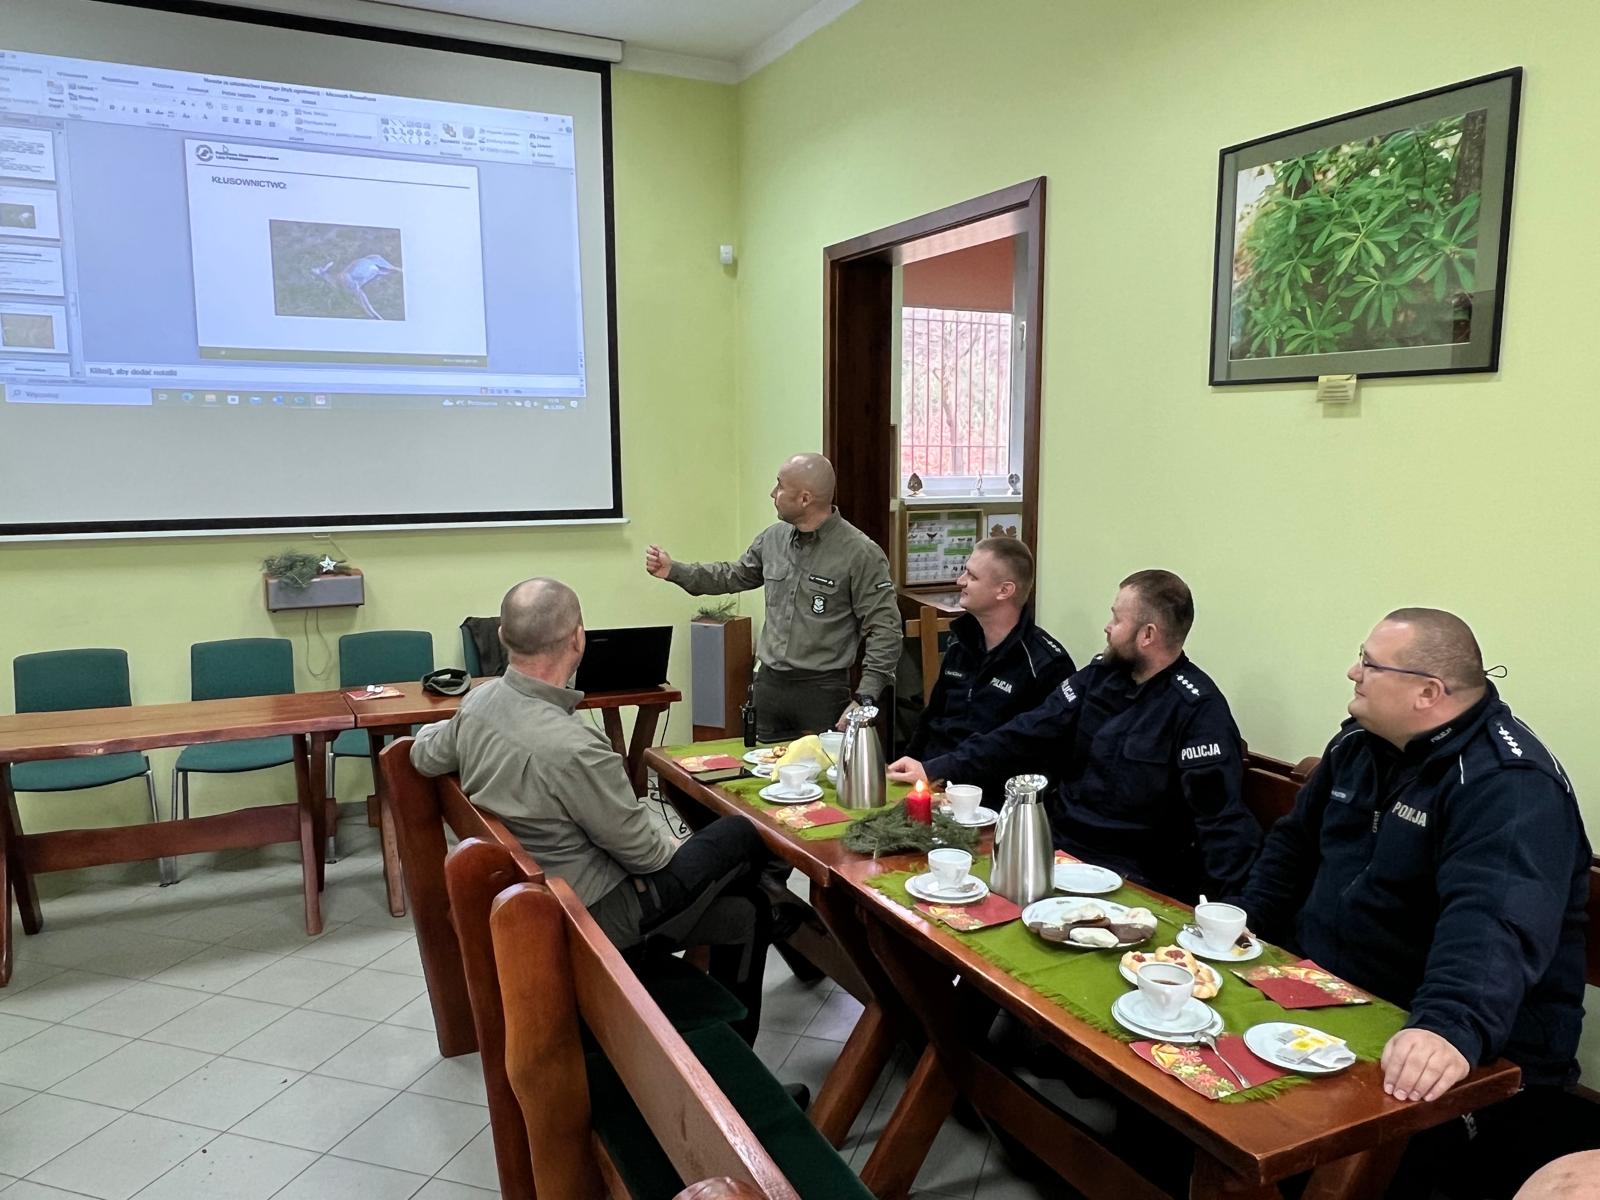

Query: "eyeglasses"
<box><xmin>1355</xmin><ymin>646</ymin><xmax>1451</xmax><ymax>694</ymax></box>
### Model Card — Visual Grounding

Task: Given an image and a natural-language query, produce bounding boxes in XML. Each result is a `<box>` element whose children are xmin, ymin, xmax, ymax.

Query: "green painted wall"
<box><xmin>734</xmin><ymin>0</ymin><xmax>1600</xmax><ymax>1073</ymax></box>
<box><xmin>736</xmin><ymin>0</ymin><xmax>1596</xmax><ymax>815</ymax></box>
<box><xmin>0</xmin><ymin>69</ymin><xmax>743</xmax><ymax>830</ymax></box>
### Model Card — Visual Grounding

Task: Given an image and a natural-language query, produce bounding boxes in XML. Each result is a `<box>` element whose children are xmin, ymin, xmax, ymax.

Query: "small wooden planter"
<box><xmin>264</xmin><ymin>568</ymin><xmax>365</xmax><ymax>612</ymax></box>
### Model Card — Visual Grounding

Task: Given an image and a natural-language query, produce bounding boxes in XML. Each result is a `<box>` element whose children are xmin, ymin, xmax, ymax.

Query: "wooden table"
<box><xmin>352</xmin><ymin>680</ymin><xmax>682</xmax><ymax>917</ymax></box>
<box><xmin>645</xmin><ymin>755</ymin><xmax>1524</xmax><ymax>1199</ymax></box>
<box><xmin>0</xmin><ymin>691</ymin><xmax>352</xmax><ymax>986</ymax></box>
<box><xmin>834</xmin><ymin>857</ymin><xmax>1523</xmax><ymax>1200</ymax></box>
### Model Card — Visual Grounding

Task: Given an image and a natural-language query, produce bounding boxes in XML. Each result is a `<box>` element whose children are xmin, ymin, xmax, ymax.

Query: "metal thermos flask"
<box><xmin>990</xmin><ymin>773</ymin><xmax>1053</xmax><ymax>905</ymax></box>
<box><xmin>837</xmin><ymin>704</ymin><xmax>885</xmax><ymax>810</ymax></box>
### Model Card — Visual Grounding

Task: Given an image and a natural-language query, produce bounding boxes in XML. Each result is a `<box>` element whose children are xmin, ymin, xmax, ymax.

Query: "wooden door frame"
<box><xmin>822</xmin><ymin>178</ymin><xmax>1047</xmax><ymax>555</ymax></box>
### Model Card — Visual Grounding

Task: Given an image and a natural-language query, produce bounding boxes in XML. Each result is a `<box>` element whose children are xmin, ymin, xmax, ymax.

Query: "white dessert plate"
<box><xmin>1177</xmin><ymin>926</ymin><xmax>1263</xmax><ymax>962</ymax></box>
<box><xmin>1242</xmin><ymin>1022</ymin><xmax>1353</xmax><ymax>1074</ymax></box>
<box><xmin>905</xmin><ymin>873</ymin><xmax>990</xmax><ymax>905</ymax></box>
<box><xmin>1052</xmin><ymin>862</ymin><xmax>1122</xmax><ymax>894</ymax></box>
<box><xmin>1020</xmin><ymin>897</ymin><xmax>1149</xmax><ymax>950</ymax></box>
<box><xmin>1118</xmin><ymin>955</ymin><xmax>1224</xmax><ymax>993</ymax></box>
<box><xmin>743</xmin><ymin>748</ymin><xmax>785</xmax><ymax>767</ymax></box>
<box><xmin>758</xmin><ymin>782</ymin><xmax>824</xmax><ymax>805</ymax></box>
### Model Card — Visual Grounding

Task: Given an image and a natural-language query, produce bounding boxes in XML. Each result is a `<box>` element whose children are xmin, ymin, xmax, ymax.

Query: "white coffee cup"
<box><xmin>945</xmin><ymin>784</ymin><xmax>982</xmax><ymax>820</ymax></box>
<box><xmin>1136</xmin><ymin>962</ymin><xmax>1195</xmax><ymax>1022</ymax></box>
<box><xmin>1194</xmin><ymin>902</ymin><xmax>1248</xmax><ymax>954</ymax></box>
<box><xmin>777</xmin><ymin>763</ymin><xmax>817</xmax><ymax>794</ymax></box>
<box><xmin>927</xmin><ymin>847</ymin><xmax>972</xmax><ymax>890</ymax></box>
<box><xmin>818</xmin><ymin>731</ymin><xmax>844</xmax><ymax>761</ymax></box>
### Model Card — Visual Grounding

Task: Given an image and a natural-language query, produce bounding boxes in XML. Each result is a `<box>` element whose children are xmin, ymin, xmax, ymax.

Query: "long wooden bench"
<box><xmin>383</xmin><ymin>740</ymin><xmax>750</xmax><ymax>1199</ymax></box>
<box><xmin>475</xmin><ymin>840</ymin><xmax>874</xmax><ymax>1199</ymax></box>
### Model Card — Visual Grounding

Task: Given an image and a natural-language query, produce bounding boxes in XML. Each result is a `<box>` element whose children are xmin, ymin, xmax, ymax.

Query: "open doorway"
<box><xmin>822</xmin><ymin>178</ymin><xmax>1046</xmax><ymax>744</ymax></box>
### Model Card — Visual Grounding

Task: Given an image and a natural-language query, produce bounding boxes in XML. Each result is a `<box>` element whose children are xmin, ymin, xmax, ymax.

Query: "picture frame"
<box><xmin>1210</xmin><ymin>68</ymin><xmax>1522</xmax><ymax>386</ymax></box>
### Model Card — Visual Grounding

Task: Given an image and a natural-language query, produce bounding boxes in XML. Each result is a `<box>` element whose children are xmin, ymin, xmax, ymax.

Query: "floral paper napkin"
<box><xmin>1234</xmin><ymin>960</ymin><xmax>1372</xmax><ymax>1008</ymax></box>
<box><xmin>914</xmin><ymin>893</ymin><xmax>1021</xmax><ymax>931</ymax></box>
<box><xmin>1131</xmin><ymin>1036</ymin><xmax>1288</xmax><ymax>1100</ymax></box>
<box><xmin>767</xmin><ymin>801</ymin><xmax>852</xmax><ymax>832</ymax></box>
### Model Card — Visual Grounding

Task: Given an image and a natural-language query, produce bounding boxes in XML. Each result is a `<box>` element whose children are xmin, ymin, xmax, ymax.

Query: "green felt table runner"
<box><xmin>660</xmin><ymin>738</ymin><xmax>906</xmax><ymax>840</ymax></box>
<box><xmin>869</xmin><ymin>858</ymin><xmax>1411</xmax><ymax>1102</ymax></box>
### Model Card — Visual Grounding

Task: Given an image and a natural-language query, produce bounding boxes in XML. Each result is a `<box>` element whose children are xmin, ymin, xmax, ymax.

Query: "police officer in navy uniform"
<box><xmin>905</xmin><ymin>536</ymin><xmax>1075</xmax><ymax>802</ymax></box>
<box><xmin>1242</xmin><ymin>609</ymin><xmax>1593</xmax><ymax>1197</ymax></box>
<box><xmin>889</xmin><ymin>569</ymin><xmax>1258</xmax><ymax>904</ymax></box>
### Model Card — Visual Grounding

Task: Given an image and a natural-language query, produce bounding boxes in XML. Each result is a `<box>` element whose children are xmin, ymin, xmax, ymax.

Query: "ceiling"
<box><xmin>360</xmin><ymin>0</ymin><xmax>860</xmax><ymax>78</ymax></box>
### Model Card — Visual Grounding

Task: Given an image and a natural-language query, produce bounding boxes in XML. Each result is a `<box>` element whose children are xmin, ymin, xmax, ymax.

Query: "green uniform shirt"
<box><xmin>409</xmin><ymin>670</ymin><xmax>676</xmax><ymax>906</ymax></box>
<box><xmin>667</xmin><ymin>508</ymin><xmax>901</xmax><ymax>698</ymax></box>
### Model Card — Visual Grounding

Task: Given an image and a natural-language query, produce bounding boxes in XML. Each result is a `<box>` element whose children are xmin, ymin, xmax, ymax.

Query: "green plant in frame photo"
<box><xmin>1232</xmin><ymin>114</ymin><xmax>1483</xmax><ymax>358</ymax></box>
<box><xmin>1209</xmin><ymin>69</ymin><xmax>1520</xmax><ymax>385</ymax></box>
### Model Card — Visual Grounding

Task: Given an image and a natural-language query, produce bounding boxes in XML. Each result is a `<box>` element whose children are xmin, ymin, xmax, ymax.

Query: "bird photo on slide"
<box><xmin>269</xmin><ymin>218</ymin><xmax>407</xmax><ymax>322</ymax></box>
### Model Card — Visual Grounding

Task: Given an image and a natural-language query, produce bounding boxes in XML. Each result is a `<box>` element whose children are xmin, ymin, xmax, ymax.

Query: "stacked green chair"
<box><xmin>328</xmin><ymin>631</ymin><xmax>434</xmax><ymax>850</ymax></box>
<box><xmin>167</xmin><ymin>639</ymin><xmax>297</xmax><ymax>881</ymax></box>
<box><xmin>11</xmin><ymin>648</ymin><xmax>161</xmax><ymax>872</ymax></box>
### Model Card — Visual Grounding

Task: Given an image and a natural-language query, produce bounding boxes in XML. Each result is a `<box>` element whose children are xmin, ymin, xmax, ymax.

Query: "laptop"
<box><xmin>575</xmin><ymin>626</ymin><xmax>672</xmax><ymax>694</ymax></box>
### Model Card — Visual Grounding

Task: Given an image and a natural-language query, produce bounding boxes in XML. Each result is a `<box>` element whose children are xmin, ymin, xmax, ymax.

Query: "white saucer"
<box><xmin>906</xmin><ymin>872</ymin><xmax>990</xmax><ymax>905</ymax></box>
<box><xmin>750</xmin><ymin>764</ymin><xmax>775</xmax><ymax>779</ymax></box>
<box><xmin>758</xmin><ymin>782</ymin><xmax>823</xmax><ymax>805</ymax></box>
<box><xmin>1053</xmin><ymin>862</ymin><xmax>1122</xmax><ymax>894</ymax></box>
<box><xmin>1111</xmin><ymin>994</ymin><xmax>1224</xmax><ymax>1043</ymax></box>
<box><xmin>743</xmin><ymin>748</ymin><xmax>783</xmax><ymax>767</ymax></box>
<box><xmin>947</xmin><ymin>806</ymin><xmax>998</xmax><ymax>828</ymax></box>
<box><xmin>1115</xmin><ymin>993</ymin><xmax>1214</xmax><ymax>1035</ymax></box>
<box><xmin>1177</xmin><ymin>926</ymin><xmax>1263</xmax><ymax>962</ymax></box>
<box><xmin>1242</xmin><ymin>1022</ymin><xmax>1352</xmax><ymax>1074</ymax></box>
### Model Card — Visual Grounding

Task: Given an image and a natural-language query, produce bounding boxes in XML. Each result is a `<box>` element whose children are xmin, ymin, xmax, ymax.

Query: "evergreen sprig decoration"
<box><xmin>842</xmin><ymin>802</ymin><xmax>980</xmax><ymax>857</ymax></box>
<box><xmin>693</xmin><ymin>600</ymin><xmax>738</xmax><ymax>623</ymax></box>
<box><xmin>261</xmin><ymin>550</ymin><xmax>346</xmax><ymax>590</ymax></box>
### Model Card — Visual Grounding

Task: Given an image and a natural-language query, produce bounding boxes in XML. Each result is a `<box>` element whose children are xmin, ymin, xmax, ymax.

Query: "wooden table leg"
<box><xmin>0</xmin><ymin>763</ymin><xmax>16</xmax><ymax>986</ymax></box>
<box><xmin>859</xmin><ymin>1045</ymin><xmax>957</xmax><ymax>1200</ymax></box>
<box><xmin>2</xmin><ymin>767</ymin><xmax>39</xmax><ymax>940</ymax></box>
<box><xmin>292</xmin><ymin>735</ymin><xmax>325</xmax><ymax>937</ymax></box>
<box><xmin>625</xmin><ymin>704</ymin><xmax>665</xmax><ymax>795</ymax></box>
<box><xmin>308</xmin><ymin>733</ymin><xmax>328</xmax><ymax>893</ymax></box>
<box><xmin>808</xmin><ymin>880</ymin><xmax>897</xmax><ymax>1146</ymax></box>
<box><xmin>601</xmin><ymin>708</ymin><xmax>627</xmax><ymax>762</ymax></box>
<box><xmin>1299</xmin><ymin>1139</ymin><xmax>1407</xmax><ymax>1200</ymax></box>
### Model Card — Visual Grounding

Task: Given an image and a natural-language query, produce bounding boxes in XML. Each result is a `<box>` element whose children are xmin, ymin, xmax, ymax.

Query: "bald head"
<box><xmin>1382</xmin><ymin>607</ymin><xmax>1486</xmax><ymax>697</ymax></box>
<box><xmin>770</xmin><ymin>453</ymin><xmax>837</xmax><ymax>529</ymax></box>
<box><xmin>499</xmin><ymin>577</ymin><xmax>583</xmax><ymax>659</ymax></box>
<box><xmin>783</xmin><ymin>454</ymin><xmax>835</xmax><ymax>504</ymax></box>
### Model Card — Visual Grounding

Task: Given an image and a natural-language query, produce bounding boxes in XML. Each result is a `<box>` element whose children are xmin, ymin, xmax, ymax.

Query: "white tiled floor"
<box><xmin>0</xmin><ymin>813</ymin><xmax>1059</xmax><ymax>1199</ymax></box>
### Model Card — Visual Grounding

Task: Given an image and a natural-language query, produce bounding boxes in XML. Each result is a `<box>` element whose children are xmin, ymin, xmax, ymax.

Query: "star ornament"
<box><xmin>318</xmin><ymin>555</ymin><xmax>340</xmax><ymax>574</ymax></box>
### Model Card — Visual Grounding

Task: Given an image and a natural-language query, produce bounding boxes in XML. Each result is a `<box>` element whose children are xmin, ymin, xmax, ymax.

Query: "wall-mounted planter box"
<box><xmin>264</xmin><ymin>569</ymin><xmax>365</xmax><ymax>612</ymax></box>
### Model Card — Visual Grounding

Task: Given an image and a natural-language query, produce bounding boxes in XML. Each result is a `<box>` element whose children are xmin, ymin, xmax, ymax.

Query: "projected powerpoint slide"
<box><xmin>0</xmin><ymin>302</ymin><xmax>66</xmax><ymax>354</ymax></box>
<box><xmin>0</xmin><ymin>243</ymin><xmax>64</xmax><ymax>296</ymax></box>
<box><xmin>185</xmin><ymin>141</ymin><xmax>487</xmax><ymax>365</ymax></box>
<box><xmin>0</xmin><ymin>185</ymin><xmax>59</xmax><ymax>240</ymax></box>
<box><xmin>0</xmin><ymin>127</ymin><xmax>56</xmax><ymax>182</ymax></box>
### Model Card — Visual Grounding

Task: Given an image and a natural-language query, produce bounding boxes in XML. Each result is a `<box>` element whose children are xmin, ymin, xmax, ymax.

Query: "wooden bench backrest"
<box><xmin>1240</xmin><ymin>750</ymin><xmax>1318</xmax><ymax>833</ymax></box>
<box><xmin>379</xmin><ymin>740</ymin><xmax>543</xmax><ymax>1199</ymax></box>
<box><xmin>487</xmin><ymin>867</ymin><xmax>801</xmax><ymax>1200</ymax></box>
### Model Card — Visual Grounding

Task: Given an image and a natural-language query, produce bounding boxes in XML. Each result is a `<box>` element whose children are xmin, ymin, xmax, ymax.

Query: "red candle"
<box><xmin>907</xmin><ymin>779</ymin><xmax>932</xmax><ymax>824</ymax></box>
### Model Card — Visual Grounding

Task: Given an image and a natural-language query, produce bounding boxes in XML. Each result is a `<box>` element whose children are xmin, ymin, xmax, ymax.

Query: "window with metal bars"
<box><xmin>900</xmin><ymin>306</ymin><xmax>1015</xmax><ymax>483</ymax></box>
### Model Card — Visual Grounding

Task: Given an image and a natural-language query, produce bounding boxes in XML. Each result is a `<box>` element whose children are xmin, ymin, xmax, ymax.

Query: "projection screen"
<box><xmin>0</xmin><ymin>0</ymin><xmax>621</xmax><ymax>538</ymax></box>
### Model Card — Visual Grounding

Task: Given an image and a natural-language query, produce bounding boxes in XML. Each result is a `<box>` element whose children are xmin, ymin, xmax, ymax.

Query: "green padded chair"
<box><xmin>170</xmin><ymin>639</ymin><xmax>297</xmax><ymax>867</ymax></box>
<box><xmin>327</xmin><ymin>629</ymin><xmax>434</xmax><ymax>816</ymax></box>
<box><xmin>10</xmin><ymin>647</ymin><xmax>160</xmax><ymax>848</ymax></box>
<box><xmin>461</xmin><ymin>626</ymin><xmax>481</xmax><ymax>677</ymax></box>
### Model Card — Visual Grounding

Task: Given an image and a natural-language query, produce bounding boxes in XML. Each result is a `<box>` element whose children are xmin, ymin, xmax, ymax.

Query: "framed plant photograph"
<box><xmin>1210</xmin><ymin>68</ymin><xmax>1521</xmax><ymax>385</ymax></box>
